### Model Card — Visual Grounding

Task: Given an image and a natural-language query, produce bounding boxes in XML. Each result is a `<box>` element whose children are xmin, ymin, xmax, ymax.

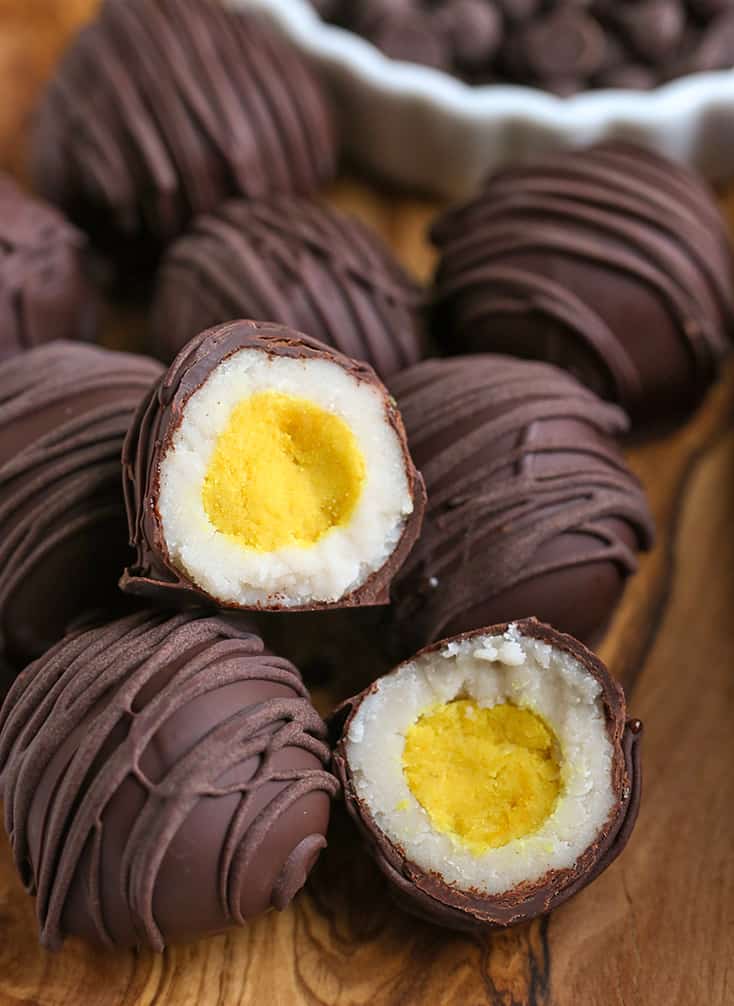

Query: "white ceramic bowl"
<box><xmin>232</xmin><ymin>0</ymin><xmax>734</xmax><ymax>198</ymax></box>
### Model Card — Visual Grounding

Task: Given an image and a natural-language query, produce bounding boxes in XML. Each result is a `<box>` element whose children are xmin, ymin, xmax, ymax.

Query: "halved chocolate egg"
<box><xmin>121</xmin><ymin>321</ymin><xmax>425</xmax><ymax>611</ymax></box>
<box><xmin>332</xmin><ymin>618</ymin><xmax>641</xmax><ymax>929</ymax></box>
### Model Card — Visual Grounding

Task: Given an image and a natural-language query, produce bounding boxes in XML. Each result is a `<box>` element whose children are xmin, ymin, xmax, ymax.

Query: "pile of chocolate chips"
<box><xmin>315</xmin><ymin>0</ymin><xmax>734</xmax><ymax>93</ymax></box>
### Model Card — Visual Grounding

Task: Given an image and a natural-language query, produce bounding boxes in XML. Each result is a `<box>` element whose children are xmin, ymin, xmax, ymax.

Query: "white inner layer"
<box><xmin>346</xmin><ymin>624</ymin><xmax>616</xmax><ymax>895</ymax></box>
<box><xmin>157</xmin><ymin>349</ymin><xmax>414</xmax><ymax>606</ymax></box>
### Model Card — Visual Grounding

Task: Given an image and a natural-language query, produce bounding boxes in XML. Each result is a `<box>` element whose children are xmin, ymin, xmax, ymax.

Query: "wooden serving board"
<box><xmin>1</xmin><ymin>4</ymin><xmax>733</xmax><ymax>1004</ymax></box>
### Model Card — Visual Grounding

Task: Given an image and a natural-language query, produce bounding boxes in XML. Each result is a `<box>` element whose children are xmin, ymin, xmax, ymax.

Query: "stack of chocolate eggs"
<box><xmin>1</xmin><ymin>0</ymin><xmax>732</xmax><ymax>956</ymax></box>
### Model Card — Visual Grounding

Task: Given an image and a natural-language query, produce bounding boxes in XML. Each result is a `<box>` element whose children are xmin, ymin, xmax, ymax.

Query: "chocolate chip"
<box><xmin>596</xmin><ymin>63</ymin><xmax>660</xmax><ymax>88</ymax></box>
<box><xmin>687</xmin><ymin>0</ymin><xmax>734</xmax><ymax>18</ymax></box>
<box><xmin>607</xmin><ymin>0</ymin><xmax>686</xmax><ymax>64</ymax></box>
<box><xmin>496</xmin><ymin>0</ymin><xmax>543</xmax><ymax>21</ymax></box>
<box><xmin>357</xmin><ymin>7</ymin><xmax>451</xmax><ymax>69</ymax></box>
<box><xmin>437</xmin><ymin>0</ymin><xmax>503</xmax><ymax>69</ymax></box>
<box><xmin>510</xmin><ymin>7</ymin><xmax>608</xmax><ymax>81</ymax></box>
<box><xmin>310</xmin><ymin>0</ymin><xmax>342</xmax><ymax>17</ymax></box>
<box><xmin>683</xmin><ymin>8</ymin><xmax>734</xmax><ymax>69</ymax></box>
<box><xmin>352</xmin><ymin>0</ymin><xmax>419</xmax><ymax>34</ymax></box>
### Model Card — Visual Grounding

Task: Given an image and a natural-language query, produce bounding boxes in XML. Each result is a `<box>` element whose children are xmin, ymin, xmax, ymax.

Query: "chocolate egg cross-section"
<box><xmin>121</xmin><ymin>321</ymin><xmax>425</xmax><ymax>611</ymax></box>
<box><xmin>388</xmin><ymin>355</ymin><xmax>654</xmax><ymax>653</ymax></box>
<box><xmin>332</xmin><ymin>619</ymin><xmax>642</xmax><ymax>931</ymax></box>
<box><xmin>0</xmin><ymin>610</ymin><xmax>338</xmax><ymax>951</ymax></box>
<box><xmin>431</xmin><ymin>142</ymin><xmax>734</xmax><ymax>425</ymax></box>
<box><xmin>0</xmin><ymin>341</ymin><xmax>162</xmax><ymax>669</ymax></box>
<box><xmin>151</xmin><ymin>196</ymin><xmax>424</xmax><ymax>378</ymax></box>
<box><xmin>32</xmin><ymin>0</ymin><xmax>336</xmax><ymax>264</ymax></box>
<box><xmin>0</xmin><ymin>173</ymin><xmax>96</xmax><ymax>362</ymax></box>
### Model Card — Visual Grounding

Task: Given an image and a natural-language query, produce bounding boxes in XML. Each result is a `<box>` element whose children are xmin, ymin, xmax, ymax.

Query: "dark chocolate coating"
<box><xmin>32</xmin><ymin>0</ymin><xmax>336</xmax><ymax>267</ymax></box>
<box><xmin>0</xmin><ymin>653</ymin><xmax>14</xmax><ymax>707</ymax></box>
<box><xmin>388</xmin><ymin>355</ymin><xmax>654</xmax><ymax>655</ymax></box>
<box><xmin>0</xmin><ymin>611</ymin><xmax>338</xmax><ymax>950</ymax></box>
<box><xmin>121</xmin><ymin>320</ymin><xmax>426</xmax><ymax>611</ymax></box>
<box><xmin>503</xmin><ymin>7</ymin><xmax>609</xmax><ymax>83</ymax></box>
<box><xmin>331</xmin><ymin>618</ymin><xmax>643</xmax><ymax>931</ymax></box>
<box><xmin>431</xmin><ymin>143</ymin><xmax>734</xmax><ymax>425</ymax></box>
<box><xmin>604</xmin><ymin>0</ymin><xmax>686</xmax><ymax>65</ymax></box>
<box><xmin>0</xmin><ymin>174</ymin><xmax>96</xmax><ymax>361</ymax></box>
<box><xmin>442</xmin><ymin>1</ymin><xmax>503</xmax><ymax>68</ymax></box>
<box><xmin>685</xmin><ymin>9</ymin><xmax>734</xmax><ymax>72</ymax></box>
<box><xmin>0</xmin><ymin>342</ymin><xmax>162</xmax><ymax>669</ymax></box>
<box><xmin>151</xmin><ymin>196</ymin><xmax>424</xmax><ymax>378</ymax></box>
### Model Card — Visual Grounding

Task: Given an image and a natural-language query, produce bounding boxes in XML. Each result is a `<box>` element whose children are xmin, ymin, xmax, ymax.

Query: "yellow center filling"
<box><xmin>402</xmin><ymin>700</ymin><xmax>562</xmax><ymax>854</ymax></box>
<box><xmin>201</xmin><ymin>391</ymin><xmax>366</xmax><ymax>551</ymax></box>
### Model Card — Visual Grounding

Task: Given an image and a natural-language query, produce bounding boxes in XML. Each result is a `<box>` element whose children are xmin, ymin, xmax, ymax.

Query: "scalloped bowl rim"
<box><xmin>234</xmin><ymin>0</ymin><xmax>734</xmax><ymax>125</ymax></box>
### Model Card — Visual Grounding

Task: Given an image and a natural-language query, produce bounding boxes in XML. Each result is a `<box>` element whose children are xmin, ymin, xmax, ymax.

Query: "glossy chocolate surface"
<box><xmin>431</xmin><ymin>143</ymin><xmax>734</xmax><ymax>425</ymax></box>
<box><xmin>0</xmin><ymin>611</ymin><xmax>338</xmax><ymax>950</ymax></box>
<box><xmin>388</xmin><ymin>355</ymin><xmax>654</xmax><ymax>653</ymax></box>
<box><xmin>32</xmin><ymin>0</ymin><xmax>337</xmax><ymax>267</ymax></box>
<box><xmin>0</xmin><ymin>173</ymin><xmax>96</xmax><ymax>361</ymax></box>
<box><xmin>152</xmin><ymin>196</ymin><xmax>424</xmax><ymax>378</ymax></box>
<box><xmin>0</xmin><ymin>341</ymin><xmax>162</xmax><ymax>668</ymax></box>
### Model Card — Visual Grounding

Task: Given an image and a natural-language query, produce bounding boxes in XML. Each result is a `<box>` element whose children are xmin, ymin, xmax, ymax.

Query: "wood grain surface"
<box><xmin>1</xmin><ymin>4</ymin><xmax>733</xmax><ymax>1005</ymax></box>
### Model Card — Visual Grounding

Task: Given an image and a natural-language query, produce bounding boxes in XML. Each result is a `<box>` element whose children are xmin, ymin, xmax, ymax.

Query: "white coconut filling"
<box><xmin>346</xmin><ymin>624</ymin><xmax>616</xmax><ymax>896</ymax></box>
<box><xmin>157</xmin><ymin>349</ymin><xmax>413</xmax><ymax>606</ymax></box>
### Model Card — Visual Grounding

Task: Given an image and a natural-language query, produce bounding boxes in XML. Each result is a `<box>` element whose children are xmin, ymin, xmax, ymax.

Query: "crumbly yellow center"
<box><xmin>402</xmin><ymin>700</ymin><xmax>561</xmax><ymax>854</ymax></box>
<box><xmin>202</xmin><ymin>391</ymin><xmax>366</xmax><ymax>551</ymax></box>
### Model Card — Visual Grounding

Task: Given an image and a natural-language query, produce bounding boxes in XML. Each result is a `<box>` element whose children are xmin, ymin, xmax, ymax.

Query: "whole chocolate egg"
<box><xmin>388</xmin><ymin>355</ymin><xmax>654</xmax><ymax>653</ymax></box>
<box><xmin>431</xmin><ymin>143</ymin><xmax>734</xmax><ymax>426</ymax></box>
<box><xmin>0</xmin><ymin>341</ymin><xmax>162</xmax><ymax>668</ymax></box>
<box><xmin>0</xmin><ymin>611</ymin><xmax>338</xmax><ymax>950</ymax></box>
<box><xmin>151</xmin><ymin>196</ymin><xmax>424</xmax><ymax>378</ymax></box>
<box><xmin>32</xmin><ymin>0</ymin><xmax>337</xmax><ymax>269</ymax></box>
<box><xmin>0</xmin><ymin>173</ymin><xmax>96</xmax><ymax>362</ymax></box>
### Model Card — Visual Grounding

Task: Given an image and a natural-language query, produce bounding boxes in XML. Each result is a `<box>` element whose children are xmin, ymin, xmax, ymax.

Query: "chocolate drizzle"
<box><xmin>389</xmin><ymin>355</ymin><xmax>654</xmax><ymax>651</ymax></box>
<box><xmin>0</xmin><ymin>342</ymin><xmax>162</xmax><ymax>667</ymax></box>
<box><xmin>32</xmin><ymin>0</ymin><xmax>336</xmax><ymax>262</ymax></box>
<box><xmin>432</xmin><ymin>143</ymin><xmax>734</xmax><ymax>422</ymax></box>
<box><xmin>151</xmin><ymin>196</ymin><xmax>424</xmax><ymax>377</ymax></box>
<box><xmin>0</xmin><ymin>610</ymin><xmax>338</xmax><ymax>951</ymax></box>
<box><xmin>121</xmin><ymin>320</ymin><xmax>426</xmax><ymax>611</ymax></box>
<box><xmin>0</xmin><ymin>174</ymin><xmax>96</xmax><ymax>361</ymax></box>
<box><xmin>332</xmin><ymin>619</ymin><xmax>643</xmax><ymax>931</ymax></box>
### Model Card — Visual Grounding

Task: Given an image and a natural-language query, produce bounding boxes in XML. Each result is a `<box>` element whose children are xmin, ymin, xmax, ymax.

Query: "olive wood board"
<box><xmin>0</xmin><ymin>3</ymin><xmax>732</xmax><ymax>1004</ymax></box>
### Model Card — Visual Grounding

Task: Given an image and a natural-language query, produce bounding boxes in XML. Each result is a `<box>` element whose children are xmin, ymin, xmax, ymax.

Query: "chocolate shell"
<box><xmin>0</xmin><ymin>174</ymin><xmax>96</xmax><ymax>361</ymax></box>
<box><xmin>151</xmin><ymin>196</ymin><xmax>424</xmax><ymax>378</ymax></box>
<box><xmin>331</xmin><ymin>619</ymin><xmax>643</xmax><ymax>931</ymax></box>
<box><xmin>32</xmin><ymin>0</ymin><xmax>336</xmax><ymax>268</ymax></box>
<box><xmin>0</xmin><ymin>610</ymin><xmax>338</xmax><ymax>950</ymax></box>
<box><xmin>388</xmin><ymin>355</ymin><xmax>654</xmax><ymax>653</ymax></box>
<box><xmin>0</xmin><ymin>341</ymin><xmax>162</xmax><ymax>668</ymax></box>
<box><xmin>431</xmin><ymin>142</ymin><xmax>734</xmax><ymax>425</ymax></box>
<box><xmin>121</xmin><ymin>320</ymin><xmax>425</xmax><ymax>611</ymax></box>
